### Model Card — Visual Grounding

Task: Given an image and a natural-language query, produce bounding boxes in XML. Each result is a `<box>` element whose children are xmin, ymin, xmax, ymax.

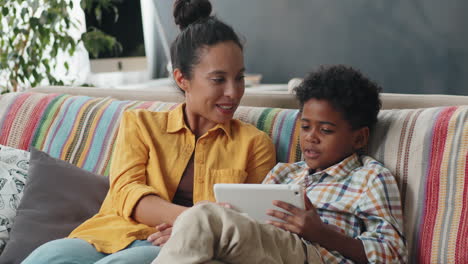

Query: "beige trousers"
<box><xmin>153</xmin><ymin>203</ymin><xmax>322</xmax><ymax>264</ymax></box>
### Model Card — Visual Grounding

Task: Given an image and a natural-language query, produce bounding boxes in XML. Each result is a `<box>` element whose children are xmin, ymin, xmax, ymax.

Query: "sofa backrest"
<box><xmin>369</xmin><ymin>107</ymin><xmax>468</xmax><ymax>263</ymax></box>
<box><xmin>0</xmin><ymin>91</ymin><xmax>467</xmax><ymax>263</ymax></box>
<box><xmin>34</xmin><ymin>86</ymin><xmax>468</xmax><ymax>110</ymax></box>
<box><xmin>0</xmin><ymin>92</ymin><xmax>302</xmax><ymax>175</ymax></box>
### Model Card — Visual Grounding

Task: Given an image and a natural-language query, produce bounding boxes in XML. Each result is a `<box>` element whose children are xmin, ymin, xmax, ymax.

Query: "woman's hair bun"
<box><xmin>173</xmin><ymin>0</ymin><xmax>212</xmax><ymax>30</ymax></box>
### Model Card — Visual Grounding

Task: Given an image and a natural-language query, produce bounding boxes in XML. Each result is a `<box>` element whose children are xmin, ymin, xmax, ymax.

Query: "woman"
<box><xmin>22</xmin><ymin>0</ymin><xmax>276</xmax><ymax>263</ymax></box>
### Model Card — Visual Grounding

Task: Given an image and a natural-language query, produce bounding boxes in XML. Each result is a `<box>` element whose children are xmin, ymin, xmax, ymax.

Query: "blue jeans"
<box><xmin>22</xmin><ymin>238</ymin><xmax>161</xmax><ymax>264</ymax></box>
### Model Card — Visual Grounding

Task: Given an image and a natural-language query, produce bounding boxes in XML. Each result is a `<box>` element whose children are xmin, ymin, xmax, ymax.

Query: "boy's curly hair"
<box><xmin>294</xmin><ymin>65</ymin><xmax>382</xmax><ymax>130</ymax></box>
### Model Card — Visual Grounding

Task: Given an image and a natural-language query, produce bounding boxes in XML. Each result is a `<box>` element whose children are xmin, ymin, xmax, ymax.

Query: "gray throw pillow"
<box><xmin>0</xmin><ymin>148</ymin><xmax>109</xmax><ymax>264</ymax></box>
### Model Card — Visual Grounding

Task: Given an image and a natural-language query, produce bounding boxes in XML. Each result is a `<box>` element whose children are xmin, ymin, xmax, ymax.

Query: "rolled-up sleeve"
<box><xmin>356</xmin><ymin>170</ymin><xmax>407</xmax><ymax>263</ymax></box>
<box><xmin>109</xmin><ymin>111</ymin><xmax>159</xmax><ymax>221</ymax></box>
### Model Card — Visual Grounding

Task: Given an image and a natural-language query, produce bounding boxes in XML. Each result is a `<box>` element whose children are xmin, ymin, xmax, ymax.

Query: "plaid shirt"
<box><xmin>263</xmin><ymin>153</ymin><xmax>407</xmax><ymax>263</ymax></box>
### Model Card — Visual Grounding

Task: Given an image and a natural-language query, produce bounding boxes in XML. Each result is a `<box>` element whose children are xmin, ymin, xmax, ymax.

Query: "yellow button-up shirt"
<box><xmin>69</xmin><ymin>104</ymin><xmax>276</xmax><ymax>253</ymax></box>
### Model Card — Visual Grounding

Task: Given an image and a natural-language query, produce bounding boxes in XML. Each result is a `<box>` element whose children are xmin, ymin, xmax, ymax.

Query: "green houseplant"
<box><xmin>0</xmin><ymin>0</ymin><xmax>121</xmax><ymax>93</ymax></box>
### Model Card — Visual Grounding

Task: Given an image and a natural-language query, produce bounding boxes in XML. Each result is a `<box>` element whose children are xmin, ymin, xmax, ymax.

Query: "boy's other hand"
<box><xmin>147</xmin><ymin>223</ymin><xmax>173</xmax><ymax>246</ymax></box>
<box><xmin>266</xmin><ymin>191</ymin><xmax>325</xmax><ymax>243</ymax></box>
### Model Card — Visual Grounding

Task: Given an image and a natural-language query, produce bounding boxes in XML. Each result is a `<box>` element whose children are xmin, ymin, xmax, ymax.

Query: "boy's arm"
<box><xmin>314</xmin><ymin>224</ymin><xmax>368</xmax><ymax>263</ymax></box>
<box><xmin>267</xmin><ymin>195</ymin><xmax>368</xmax><ymax>263</ymax></box>
<box><xmin>267</xmin><ymin>168</ymin><xmax>407</xmax><ymax>263</ymax></box>
<box><xmin>353</xmin><ymin>170</ymin><xmax>407</xmax><ymax>263</ymax></box>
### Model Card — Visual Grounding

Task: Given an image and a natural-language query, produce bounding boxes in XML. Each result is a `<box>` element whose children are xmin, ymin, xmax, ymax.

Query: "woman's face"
<box><xmin>176</xmin><ymin>41</ymin><xmax>245</xmax><ymax>128</ymax></box>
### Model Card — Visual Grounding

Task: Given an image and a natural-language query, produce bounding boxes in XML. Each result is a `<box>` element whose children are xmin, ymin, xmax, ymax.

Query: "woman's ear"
<box><xmin>173</xmin><ymin>68</ymin><xmax>189</xmax><ymax>93</ymax></box>
<box><xmin>353</xmin><ymin>127</ymin><xmax>369</xmax><ymax>151</ymax></box>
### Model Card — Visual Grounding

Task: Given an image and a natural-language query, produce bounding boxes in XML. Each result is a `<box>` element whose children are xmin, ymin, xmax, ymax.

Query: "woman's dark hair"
<box><xmin>171</xmin><ymin>0</ymin><xmax>243</xmax><ymax>81</ymax></box>
<box><xmin>294</xmin><ymin>65</ymin><xmax>382</xmax><ymax>130</ymax></box>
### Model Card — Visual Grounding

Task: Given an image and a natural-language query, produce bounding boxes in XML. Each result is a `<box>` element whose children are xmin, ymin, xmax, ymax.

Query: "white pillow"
<box><xmin>287</xmin><ymin>78</ymin><xmax>302</xmax><ymax>94</ymax></box>
<box><xmin>0</xmin><ymin>145</ymin><xmax>29</xmax><ymax>253</ymax></box>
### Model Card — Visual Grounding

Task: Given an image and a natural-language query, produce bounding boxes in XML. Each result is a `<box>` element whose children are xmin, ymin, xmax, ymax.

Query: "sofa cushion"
<box><xmin>0</xmin><ymin>145</ymin><xmax>29</xmax><ymax>253</ymax></box>
<box><xmin>368</xmin><ymin>106</ymin><xmax>468</xmax><ymax>263</ymax></box>
<box><xmin>0</xmin><ymin>148</ymin><xmax>109</xmax><ymax>263</ymax></box>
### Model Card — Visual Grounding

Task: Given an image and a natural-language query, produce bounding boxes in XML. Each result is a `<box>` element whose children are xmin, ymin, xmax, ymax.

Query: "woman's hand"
<box><xmin>147</xmin><ymin>223</ymin><xmax>173</xmax><ymax>246</ymax></box>
<box><xmin>266</xmin><ymin>192</ymin><xmax>325</xmax><ymax>243</ymax></box>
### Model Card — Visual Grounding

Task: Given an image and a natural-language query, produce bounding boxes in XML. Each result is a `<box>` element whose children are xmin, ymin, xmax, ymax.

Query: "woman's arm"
<box><xmin>132</xmin><ymin>194</ymin><xmax>187</xmax><ymax>226</ymax></box>
<box><xmin>110</xmin><ymin>111</ymin><xmax>182</xmax><ymax>225</ymax></box>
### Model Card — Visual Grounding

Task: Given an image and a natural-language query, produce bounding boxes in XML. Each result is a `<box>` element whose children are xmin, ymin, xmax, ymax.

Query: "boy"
<box><xmin>153</xmin><ymin>65</ymin><xmax>407</xmax><ymax>264</ymax></box>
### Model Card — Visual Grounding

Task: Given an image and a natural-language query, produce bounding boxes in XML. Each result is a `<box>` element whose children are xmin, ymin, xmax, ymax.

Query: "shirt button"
<box><xmin>198</xmin><ymin>178</ymin><xmax>205</xmax><ymax>184</ymax></box>
<box><xmin>197</xmin><ymin>158</ymin><xmax>205</xmax><ymax>164</ymax></box>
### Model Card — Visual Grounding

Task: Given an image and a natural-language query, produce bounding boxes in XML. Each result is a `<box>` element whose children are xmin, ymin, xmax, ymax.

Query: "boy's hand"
<box><xmin>266</xmin><ymin>192</ymin><xmax>324</xmax><ymax>243</ymax></box>
<box><xmin>147</xmin><ymin>223</ymin><xmax>173</xmax><ymax>246</ymax></box>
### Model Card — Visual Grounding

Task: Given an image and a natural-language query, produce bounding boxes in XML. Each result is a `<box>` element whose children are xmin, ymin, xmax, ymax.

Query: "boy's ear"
<box><xmin>173</xmin><ymin>68</ymin><xmax>189</xmax><ymax>93</ymax></box>
<box><xmin>353</xmin><ymin>127</ymin><xmax>369</xmax><ymax>151</ymax></box>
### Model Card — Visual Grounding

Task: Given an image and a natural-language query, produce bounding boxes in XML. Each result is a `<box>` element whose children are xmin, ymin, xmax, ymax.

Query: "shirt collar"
<box><xmin>167</xmin><ymin>103</ymin><xmax>187</xmax><ymax>133</ymax></box>
<box><xmin>206</xmin><ymin>122</ymin><xmax>233</xmax><ymax>140</ymax></box>
<box><xmin>309</xmin><ymin>153</ymin><xmax>361</xmax><ymax>180</ymax></box>
<box><xmin>166</xmin><ymin>103</ymin><xmax>233</xmax><ymax>140</ymax></box>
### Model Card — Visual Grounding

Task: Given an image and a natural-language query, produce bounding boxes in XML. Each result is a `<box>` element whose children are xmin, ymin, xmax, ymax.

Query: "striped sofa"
<box><xmin>0</xmin><ymin>87</ymin><xmax>467</xmax><ymax>263</ymax></box>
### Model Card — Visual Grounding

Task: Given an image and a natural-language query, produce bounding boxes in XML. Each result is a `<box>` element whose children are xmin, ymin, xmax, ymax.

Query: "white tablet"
<box><xmin>214</xmin><ymin>183</ymin><xmax>304</xmax><ymax>223</ymax></box>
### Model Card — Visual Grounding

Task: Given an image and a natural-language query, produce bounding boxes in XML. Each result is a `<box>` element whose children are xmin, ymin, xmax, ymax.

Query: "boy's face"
<box><xmin>300</xmin><ymin>98</ymin><xmax>368</xmax><ymax>171</ymax></box>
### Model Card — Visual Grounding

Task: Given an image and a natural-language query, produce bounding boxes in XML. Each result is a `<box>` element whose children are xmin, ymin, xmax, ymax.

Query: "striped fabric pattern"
<box><xmin>0</xmin><ymin>93</ymin><xmax>179</xmax><ymax>176</ymax></box>
<box><xmin>368</xmin><ymin>106</ymin><xmax>468</xmax><ymax>264</ymax></box>
<box><xmin>0</xmin><ymin>92</ymin><xmax>467</xmax><ymax>263</ymax></box>
<box><xmin>0</xmin><ymin>93</ymin><xmax>301</xmax><ymax>176</ymax></box>
<box><xmin>235</xmin><ymin>106</ymin><xmax>301</xmax><ymax>163</ymax></box>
